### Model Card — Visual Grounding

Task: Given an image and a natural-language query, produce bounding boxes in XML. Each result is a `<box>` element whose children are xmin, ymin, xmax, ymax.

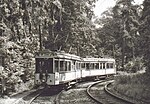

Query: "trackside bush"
<box><xmin>124</xmin><ymin>57</ymin><xmax>144</xmax><ymax>73</ymax></box>
<box><xmin>113</xmin><ymin>73</ymin><xmax>150</xmax><ymax>102</ymax></box>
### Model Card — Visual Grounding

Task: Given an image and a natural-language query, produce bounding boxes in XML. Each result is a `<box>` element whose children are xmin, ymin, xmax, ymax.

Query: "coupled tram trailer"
<box><xmin>34</xmin><ymin>51</ymin><xmax>116</xmax><ymax>88</ymax></box>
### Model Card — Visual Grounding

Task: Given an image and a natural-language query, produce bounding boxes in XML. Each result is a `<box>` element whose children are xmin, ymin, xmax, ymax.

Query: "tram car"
<box><xmin>34</xmin><ymin>51</ymin><xmax>116</xmax><ymax>87</ymax></box>
<box><xmin>81</xmin><ymin>58</ymin><xmax>116</xmax><ymax>79</ymax></box>
<box><xmin>34</xmin><ymin>51</ymin><xmax>82</xmax><ymax>86</ymax></box>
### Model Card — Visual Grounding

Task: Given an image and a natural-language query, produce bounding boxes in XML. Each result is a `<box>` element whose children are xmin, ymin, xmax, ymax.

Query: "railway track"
<box><xmin>9</xmin><ymin>86</ymin><xmax>64</xmax><ymax>104</ymax></box>
<box><xmin>55</xmin><ymin>89</ymin><xmax>64</xmax><ymax>104</ymax></box>
<box><xmin>24</xmin><ymin>88</ymin><xmax>46</xmax><ymax>104</ymax></box>
<box><xmin>58</xmin><ymin>80</ymin><xmax>101</xmax><ymax>104</ymax></box>
<box><xmin>104</xmin><ymin>82</ymin><xmax>135</xmax><ymax>104</ymax></box>
<box><xmin>87</xmin><ymin>80</ymin><xmax>135</xmax><ymax>104</ymax></box>
<box><xmin>105</xmin><ymin>82</ymin><xmax>149</xmax><ymax>104</ymax></box>
<box><xmin>29</xmin><ymin>87</ymin><xmax>63</xmax><ymax>104</ymax></box>
<box><xmin>7</xmin><ymin>78</ymin><xmax>140</xmax><ymax>104</ymax></box>
<box><xmin>11</xmin><ymin>87</ymin><xmax>46</xmax><ymax>104</ymax></box>
<box><xmin>86</xmin><ymin>80</ymin><xmax>106</xmax><ymax>104</ymax></box>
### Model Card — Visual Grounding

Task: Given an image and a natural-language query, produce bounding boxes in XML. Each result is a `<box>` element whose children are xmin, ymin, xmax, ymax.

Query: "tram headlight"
<box><xmin>42</xmin><ymin>79</ymin><xmax>45</xmax><ymax>82</ymax></box>
<box><xmin>40</xmin><ymin>73</ymin><xmax>46</xmax><ymax>83</ymax></box>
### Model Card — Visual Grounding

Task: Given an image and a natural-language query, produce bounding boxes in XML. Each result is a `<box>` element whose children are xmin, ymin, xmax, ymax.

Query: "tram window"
<box><xmin>77</xmin><ymin>62</ymin><xmax>80</xmax><ymax>70</ymax></box>
<box><xmin>100</xmin><ymin>63</ymin><xmax>102</xmax><ymax>69</ymax></box>
<box><xmin>55</xmin><ymin>60</ymin><xmax>59</xmax><ymax>72</ymax></box>
<box><xmin>110</xmin><ymin>63</ymin><xmax>114</xmax><ymax>68</ymax></box>
<box><xmin>81</xmin><ymin>63</ymin><xmax>85</xmax><ymax>69</ymax></box>
<box><xmin>36</xmin><ymin>58</ymin><xmax>53</xmax><ymax>73</ymax></box>
<box><xmin>47</xmin><ymin>58</ymin><xmax>53</xmax><ymax>73</ymax></box>
<box><xmin>65</xmin><ymin>61</ymin><xmax>68</xmax><ymax>71</ymax></box>
<box><xmin>42</xmin><ymin>60</ymin><xmax>46</xmax><ymax>73</ymax></box>
<box><xmin>71</xmin><ymin>62</ymin><xmax>74</xmax><ymax>71</ymax></box>
<box><xmin>76</xmin><ymin>63</ymin><xmax>78</xmax><ymax>69</ymax></box>
<box><xmin>90</xmin><ymin>63</ymin><xmax>94</xmax><ymax>69</ymax></box>
<box><xmin>74</xmin><ymin>61</ymin><xmax>76</xmax><ymax>65</ymax></box>
<box><xmin>60</xmin><ymin>61</ymin><xmax>64</xmax><ymax>71</ymax></box>
<box><xmin>79</xmin><ymin>63</ymin><xmax>81</xmax><ymax>69</ymax></box>
<box><xmin>68</xmin><ymin>62</ymin><xmax>71</xmax><ymax>71</ymax></box>
<box><xmin>36</xmin><ymin>59</ymin><xmax>46</xmax><ymax>73</ymax></box>
<box><xmin>95</xmin><ymin>63</ymin><xmax>99</xmax><ymax>69</ymax></box>
<box><xmin>107</xmin><ymin>63</ymin><xmax>110</xmax><ymax>69</ymax></box>
<box><xmin>72</xmin><ymin>61</ymin><xmax>75</xmax><ymax>70</ymax></box>
<box><xmin>86</xmin><ymin>63</ymin><xmax>90</xmax><ymax>70</ymax></box>
<box><xmin>106</xmin><ymin>63</ymin><xmax>114</xmax><ymax>69</ymax></box>
<box><xmin>103</xmin><ymin>63</ymin><xmax>105</xmax><ymax>69</ymax></box>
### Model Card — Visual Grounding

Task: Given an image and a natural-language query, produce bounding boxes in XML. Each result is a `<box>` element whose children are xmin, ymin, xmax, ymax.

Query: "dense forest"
<box><xmin>0</xmin><ymin>0</ymin><xmax>150</xmax><ymax>94</ymax></box>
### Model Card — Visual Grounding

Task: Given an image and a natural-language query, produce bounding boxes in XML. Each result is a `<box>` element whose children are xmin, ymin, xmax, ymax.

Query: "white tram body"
<box><xmin>34</xmin><ymin>51</ymin><xmax>116</xmax><ymax>86</ymax></box>
<box><xmin>81</xmin><ymin>58</ymin><xmax>116</xmax><ymax>78</ymax></box>
<box><xmin>35</xmin><ymin>51</ymin><xmax>82</xmax><ymax>86</ymax></box>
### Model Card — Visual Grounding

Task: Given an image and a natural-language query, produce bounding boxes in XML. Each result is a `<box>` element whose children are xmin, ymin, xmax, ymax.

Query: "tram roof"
<box><xmin>55</xmin><ymin>52</ymin><xmax>82</xmax><ymax>60</ymax></box>
<box><xmin>83</xmin><ymin>57</ymin><xmax>115</xmax><ymax>62</ymax></box>
<box><xmin>35</xmin><ymin>51</ymin><xmax>82</xmax><ymax>61</ymax></box>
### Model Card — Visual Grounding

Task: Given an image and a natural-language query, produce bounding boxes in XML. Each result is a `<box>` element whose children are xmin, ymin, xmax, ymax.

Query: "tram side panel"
<box><xmin>105</xmin><ymin>62</ymin><xmax>116</xmax><ymax>75</ymax></box>
<box><xmin>88</xmin><ymin>62</ymin><xmax>106</xmax><ymax>76</ymax></box>
<box><xmin>81</xmin><ymin>62</ymin><xmax>106</xmax><ymax>78</ymax></box>
<box><xmin>55</xmin><ymin>59</ymin><xmax>77</xmax><ymax>84</ymax></box>
<box><xmin>75</xmin><ymin>62</ymin><xmax>82</xmax><ymax>79</ymax></box>
<box><xmin>81</xmin><ymin>63</ymin><xmax>90</xmax><ymax>78</ymax></box>
<box><xmin>59</xmin><ymin>72</ymin><xmax>76</xmax><ymax>82</ymax></box>
<box><xmin>35</xmin><ymin>56</ymin><xmax>116</xmax><ymax>86</ymax></box>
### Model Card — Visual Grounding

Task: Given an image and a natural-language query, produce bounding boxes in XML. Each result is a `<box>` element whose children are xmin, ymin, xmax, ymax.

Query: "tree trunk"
<box><xmin>39</xmin><ymin>24</ymin><xmax>42</xmax><ymax>51</ymax></box>
<box><xmin>122</xmin><ymin>37</ymin><xmax>125</xmax><ymax>70</ymax></box>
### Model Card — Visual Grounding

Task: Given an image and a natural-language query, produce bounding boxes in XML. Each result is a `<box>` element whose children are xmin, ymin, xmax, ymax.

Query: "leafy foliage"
<box><xmin>139</xmin><ymin>0</ymin><xmax>150</xmax><ymax>75</ymax></box>
<box><xmin>43</xmin><ymin>0</ymin><xmax>97</xmax><ymax>57</ymax></box>
<box><xmin>95</xmin><ymin>0</ymin><xmax>142</xmax><ymax>71</ymax></box>
<box><xmin>0</xmin><ymin>0</ymin><xmax>97</xmax><ymax>94</ymax></box>
<box><xmin>0</xmin><ymin>0</ymin><xmax>149</xmax><ymax>95</ymax></box>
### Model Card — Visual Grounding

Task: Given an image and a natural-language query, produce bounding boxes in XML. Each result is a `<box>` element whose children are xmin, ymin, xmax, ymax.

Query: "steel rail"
<box><xmin>105</xmin><ymin>82</ymin><xmax>136</xmax><ymax>104</ymax></box>
<box><xmin>28</xmin><ymin>87</ymin><xmax>47</xmax><ymax>104</ymax></box>
<box><xmin>86</xmin><ymin>80</ymin><xmax>106</xmax><ymax>104</ymax></box>
<box><xmin>10</xmin><ymin>89</ymin><xmax>40</xmax><ymax>104</ymax></box>
<box><xmin>55</xmin><ymin>89</ymin><xmax>64</xmax><ymax>104</ymax></box>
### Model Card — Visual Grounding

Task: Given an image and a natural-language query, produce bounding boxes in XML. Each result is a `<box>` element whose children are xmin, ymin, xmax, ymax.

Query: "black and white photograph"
<box><xmin>0</xmin><ymin>0</ymin><xmax>149</xmax><ymax>104</ymax></box>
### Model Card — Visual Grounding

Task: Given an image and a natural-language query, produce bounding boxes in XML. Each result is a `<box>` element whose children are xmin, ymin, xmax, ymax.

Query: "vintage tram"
<box><xmin>34</xmin><ymin>51</ymin><xmax>116</xmax><ymax>87</ymax></box>
<box><xmin>35</xmin><ymin>51</ymin><xmax>82</xmax><ymax>86</ymax></box>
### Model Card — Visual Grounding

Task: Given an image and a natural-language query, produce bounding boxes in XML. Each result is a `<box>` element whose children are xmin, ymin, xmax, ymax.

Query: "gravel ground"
<box><xmin>0</xmin><ymin>90</ymin><xmax>35</xmax><ymax>104</ymax></box>
<box><xmin>31</xmin><ymin>88</ymin><xmax>61</xmax><ymax>104</ymax></box>
<box><xmin>59</xmin><ymin>81</ymin><xmax>97</xmax><ymax>104</ymax></box>
<box><xmin>0</xmin><ymin>87</ymin><xmax>44</xmax><ymax>104</ymax></box>
<box><xmin>1</xmin><ymin>80</ymin><xmax>134</xmax><ymax>104</ymax></box>
<box><xmin>31</xmin><ymin>95</ymin><xmax>56</xmax><ymax>104</ymax></box>
<box><xmin>0</xmin><ymin>97</ymin><xmax>15</xmax><ymax>104</ymax></box>
<box><xmin>0</xmin><ymin>81</ymin><xmax>100</xmax><ymax>104</ymax></box>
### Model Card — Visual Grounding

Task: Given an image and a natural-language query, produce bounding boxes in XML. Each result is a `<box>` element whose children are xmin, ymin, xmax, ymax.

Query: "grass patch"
<box><xmin>113</xmin><ymin>73</ymin><xmax>150</xmax><ymax>102</ymax></box>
